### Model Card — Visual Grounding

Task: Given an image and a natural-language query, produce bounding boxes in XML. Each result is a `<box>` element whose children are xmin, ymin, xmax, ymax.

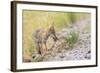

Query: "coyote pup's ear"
<box><xmin>48</xmin><ymin>24</ymin><xmax>54</xmax><ymax>32</ymax></box>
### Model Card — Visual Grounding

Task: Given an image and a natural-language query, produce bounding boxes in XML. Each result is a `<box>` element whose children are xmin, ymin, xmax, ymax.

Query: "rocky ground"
<box><xmin>31</xmin><ymin>19</ymin><xmax>91</xmax><ymax>62</ymax></box>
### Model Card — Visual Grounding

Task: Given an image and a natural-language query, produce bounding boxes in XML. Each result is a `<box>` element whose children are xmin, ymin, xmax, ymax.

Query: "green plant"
<box><xmin>65</xmin><ymin>31</ymin><xmax>79</xmax><ymax>47</ymax></box>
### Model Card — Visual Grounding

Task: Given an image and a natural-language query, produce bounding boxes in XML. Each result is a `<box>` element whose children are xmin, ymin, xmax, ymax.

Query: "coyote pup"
<box><xmin>33</xmin><ymin>24</ymin><xmax>58</xmax><ymax>55</ymax></box>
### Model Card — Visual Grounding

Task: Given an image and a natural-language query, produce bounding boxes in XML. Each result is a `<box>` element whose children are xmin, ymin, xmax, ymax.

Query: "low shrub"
<box><xmin>65</xmin><ymin>31</ymin><xmax>79</xmax><ymax>47</ymax></box>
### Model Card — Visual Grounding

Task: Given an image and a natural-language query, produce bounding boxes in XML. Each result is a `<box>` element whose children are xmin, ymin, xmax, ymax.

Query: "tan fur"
<box><xmin>33</xmin><ymin>24</ymin><xmax>58</xmax><ymax>55</ymax></box>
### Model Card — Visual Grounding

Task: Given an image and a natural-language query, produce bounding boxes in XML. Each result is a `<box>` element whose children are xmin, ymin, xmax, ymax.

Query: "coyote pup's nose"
<box><xmin>54</xmin><ymin>36</ymin><xmax>58</xmax><ymax>42</ymax></box>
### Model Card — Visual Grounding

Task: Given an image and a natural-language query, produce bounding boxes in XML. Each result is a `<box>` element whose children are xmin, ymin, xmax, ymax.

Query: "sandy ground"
<box><xmin>31</xmin><ymin>19</ymin><xmax>91</xmax><ymax>62</ymax></box>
